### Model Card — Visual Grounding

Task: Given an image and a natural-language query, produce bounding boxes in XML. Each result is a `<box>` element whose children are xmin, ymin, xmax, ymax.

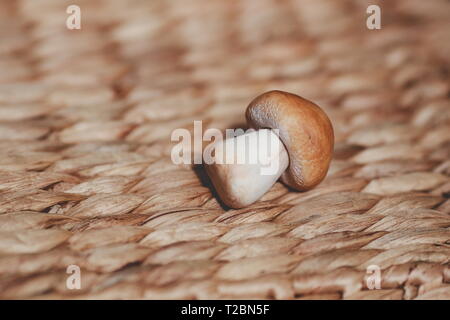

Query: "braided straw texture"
<box><xmin>0</xmin><ymin>0</ymin><xmax>449</xmax><ymax>300</ymax></box>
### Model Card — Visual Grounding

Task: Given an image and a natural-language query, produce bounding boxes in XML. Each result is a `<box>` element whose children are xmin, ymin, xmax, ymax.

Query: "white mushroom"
<box><xmin>204</xmin><ymin>90</ymin><xmax>334</xmax><ymax>208</ymax></box>
<box><xmin>204</xmin><ymin>129</ymin><xmax>289</xmax><ymax>208</ymax></box>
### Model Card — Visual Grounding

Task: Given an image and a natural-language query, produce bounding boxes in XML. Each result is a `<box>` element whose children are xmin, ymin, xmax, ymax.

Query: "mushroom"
<box><xmin>204</xmin><ymin>90</ymin><xmax>334</xmax><ymax>208</ymax></box>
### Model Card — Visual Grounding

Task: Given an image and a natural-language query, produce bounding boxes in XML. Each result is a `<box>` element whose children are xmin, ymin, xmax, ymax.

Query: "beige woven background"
<box><xmin>0</xmin><ymin>0</ymin><xmax>449</xmax><ymax>299</ymax></box>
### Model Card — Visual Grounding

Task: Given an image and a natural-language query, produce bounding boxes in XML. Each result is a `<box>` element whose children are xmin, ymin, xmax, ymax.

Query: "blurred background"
<box><xmin>0</xmin><ymin>0</ymin><xmax>449</xmax><ymax>299</ymax></box>
<box><xmin>1</xmin><ymin>0</ymin><xmax>449</xmax><ymax>143</ymax></box>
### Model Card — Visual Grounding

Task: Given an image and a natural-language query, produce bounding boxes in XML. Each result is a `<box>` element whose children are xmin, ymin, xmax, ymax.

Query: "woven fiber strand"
<box><xmin>0</xmin><ymin>0</ymin><xmax>449</xmax><ymax>300</ymax></box>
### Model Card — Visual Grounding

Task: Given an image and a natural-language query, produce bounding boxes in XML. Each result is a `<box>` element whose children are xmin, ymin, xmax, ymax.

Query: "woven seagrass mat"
<box><xmin>0</xmin><ymin>0</ymin><xmax>449</xmax><ymax>300</ymax></box>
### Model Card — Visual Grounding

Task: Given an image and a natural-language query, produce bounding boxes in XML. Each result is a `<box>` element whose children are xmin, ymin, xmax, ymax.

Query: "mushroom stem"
<box><xmin>204</xmin><ymin>129</ymin><xmax>289</xmax><ymax>208</ymax></box>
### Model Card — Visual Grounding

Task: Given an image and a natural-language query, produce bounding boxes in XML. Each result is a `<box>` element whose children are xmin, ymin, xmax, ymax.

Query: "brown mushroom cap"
<box><xmin>245</xmin><ymin>90</ymin><xmax>334</xmax><ymax>190</ymax></box>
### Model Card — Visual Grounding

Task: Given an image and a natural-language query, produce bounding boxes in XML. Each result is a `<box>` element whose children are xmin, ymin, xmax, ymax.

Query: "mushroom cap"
<box><xmin>245</xmin><ymin>90</ymin><xmax>334</xmax><ymax>190</ymax></box>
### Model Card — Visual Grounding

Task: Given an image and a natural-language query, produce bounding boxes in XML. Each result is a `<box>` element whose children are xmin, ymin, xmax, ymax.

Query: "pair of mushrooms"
<box><xmin>205</xmin><ymin>90</ymin><xmax>334</xmax><ymax>208</ymax></box>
